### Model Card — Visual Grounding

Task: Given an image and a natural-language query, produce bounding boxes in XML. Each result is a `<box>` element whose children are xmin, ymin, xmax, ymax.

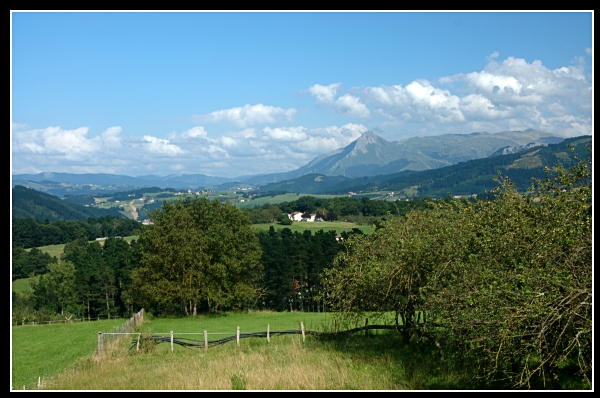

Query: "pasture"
<box><xmin>252</xmin><ymin>221</ymin><xmax>374</xmax><ymax>235</ymax></box>
<box><xmin>38</xmin><ymin>311</ymin><xmax>470</xmax><ymax>390</ymax></box>
<box><xmin>12</xmin><ymin>276</ymin><xmax>38</xmax><ymax>293</ymax></box>
<box><xmin>11</xmin><ymin>318</ymin><xmax>125</xmax><ymax>389</ymax></box>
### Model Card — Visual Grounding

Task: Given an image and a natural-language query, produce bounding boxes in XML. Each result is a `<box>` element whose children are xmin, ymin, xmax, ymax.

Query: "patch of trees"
<box><xmin>245</xmin><ymin>195</ymin><xmax>432</xmax><ymax>224</ymax></box>
<box><xmin>14</xmin><ymin>236</ymin><xmax>139</xmax><ymax>321</ymax></box>
<box><xmin>325</xmin><ymin>148</ymin><xmax>591</xmax><ymax>388</ymax></box>
<box><xmin>244</xmin><ymin>203</ymin><xmax>284</xmax><ymax>224</ymax></box>
<box><xmin>12</xmin><ymin>246</ymin><xmax>58</xmax><ymax>281</ymax></box>
<box><xmin>257</xmin><ymin>227</ymin><xmax>363</xmax><ymax>312</ymax></box>
<box><xmin>12</xmin><ymin>216</ymin><xmax>141</xmax><ymax>249</ymax></box>
<box><xmin>130</xmin><ymin>197</ymin><xmax>263</xmax><ymax>315</ymax></box>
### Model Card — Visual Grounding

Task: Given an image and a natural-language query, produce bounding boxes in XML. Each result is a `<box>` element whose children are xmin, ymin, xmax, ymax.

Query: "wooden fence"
<box><xmin>97</xmin><ymin>309</ymin><xmax>145</xmax><ymax>354</ymax></box>
<box><xmin>12</xmin><ymin>315</ymin><xmax>126</xmax><ymax>327</ymax></box>
<box><xmin>126</xmin><ymin>319</ymin><xmax>398</xmax><ymax>352</ymax></box>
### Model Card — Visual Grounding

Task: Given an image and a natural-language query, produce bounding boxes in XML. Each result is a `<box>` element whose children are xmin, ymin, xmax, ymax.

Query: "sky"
<box><xmin>11</xmin><ymin>11</ymin><xmax>593</xmax><ymax>178</ymax></box>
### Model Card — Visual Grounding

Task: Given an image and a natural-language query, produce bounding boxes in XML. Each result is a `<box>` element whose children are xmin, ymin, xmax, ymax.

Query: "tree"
<box><xmin>325</xmin><ymin>147</ymin><xmax>591</xmax><ymax>388</ymax></box>
<box><xmin>131</xmin><ymin>196</ymin><xmax>263</xmax><ymax>315</ymax></box>
<box><xmin>45</xmin><ymin>261</ymin><xmax>78</xmax><ymax>316</ymax></box>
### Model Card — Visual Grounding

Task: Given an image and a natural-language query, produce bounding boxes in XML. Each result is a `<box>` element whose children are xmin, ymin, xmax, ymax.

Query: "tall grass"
<box><xmin>38</xmin><ymin>312</ymin><xmax>474</xmax><ymax>390</ymax></box>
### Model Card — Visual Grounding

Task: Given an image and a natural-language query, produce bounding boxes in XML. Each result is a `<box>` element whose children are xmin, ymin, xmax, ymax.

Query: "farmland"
<box><xmin>31</xmin><ymin>311</ymin><xmax>472</xmax><ymax>390</ymax></box>
<box><xmin>11</xmin><ymin>318</ymin><xmax>126</xmax><ymax>389</ymax></box>
<box><xmin>252</xmin><ymin>221</ymin><xmax>374</xmax><ymax>235</ymax></box>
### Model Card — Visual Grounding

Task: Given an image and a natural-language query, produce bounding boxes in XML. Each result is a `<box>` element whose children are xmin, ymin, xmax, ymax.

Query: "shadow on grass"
<box><xmin>313</xmin><ymin>330</ymin><xmax>590</xmax><ymax>390</ymax></box>
<box><xmin>311</xmin><ymin>330</ymin><xmax>481</xmax><ymax>390</ymax></box>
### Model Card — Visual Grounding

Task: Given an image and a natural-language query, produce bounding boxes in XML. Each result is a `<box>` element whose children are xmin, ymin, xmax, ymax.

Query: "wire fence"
<box><xmin>12</xmin><ymin>315</ymin><xmax>126</xmax><ymax>327</ymax></box>
<box><xmin>98</xmin><ymin>309</ymin><xmax>145</xmax><ymax>354</ymax></box>
<box><xmin>124</xmin><ymin>321</ymin><xmax>399</xmax><ymax>352</ymax></box>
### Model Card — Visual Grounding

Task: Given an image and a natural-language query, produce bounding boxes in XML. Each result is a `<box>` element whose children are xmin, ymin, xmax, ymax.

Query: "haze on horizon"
<box><xmin>11</xmin><ymin>11</ymin><xmax>593</xmax><ymax>179</ymax></box>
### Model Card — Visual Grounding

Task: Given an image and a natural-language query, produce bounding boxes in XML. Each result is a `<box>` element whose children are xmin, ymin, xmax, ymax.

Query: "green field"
<box><xmin>12</xmin><ymin>276</ymin><xmax>38</xmax><ymax>293</ymax></box>
<box><xmin>139</xmin><ymin>311</ymin><xmax>335</xmax><ymax>338</ymax></box>
<box><xmin>252</xmin><ymin>221</ymin><xmax>374</xmax><ymax>235</ymax></box>
<box><xmin>11</xmin><ymin>318</ymin><xmax>126</xmax><ymax>389</ymax></box>
<box><xmin>36</xmin><ymin>311</ymin><xmax>471</xmax><ymax>390</ymax></box>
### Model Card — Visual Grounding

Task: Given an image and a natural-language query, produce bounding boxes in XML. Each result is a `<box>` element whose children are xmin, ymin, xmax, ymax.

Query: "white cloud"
<box><xmin>355</xmin><ymin>55</ymin><xmax>591</xmax><ymax>136</ymax></box>
<box><xmin>262</xmin><ymin>126</ymin><xmax>308</xmax><ymax>142</ymax></box>
<box><xmin>488</xmin><ymin>51</ymin><xmax>500</xmax><ymax>60</ymax></box>
<box><xmin>142</xmin><ymin>135</ymin><xmax>184</xmax><ymax>156</ymax></box>
<box><xmin>305</xmin><ymin>83</ymin><xmax>342</xmax><ymax>104</ymax></box>
<box><xmin>193</xmin><ymin>104</ymin><xmax>297</xmax><ymax>128</ymax></box>
<box><xmin>181</xmin><ymin>126</ymin><xmax>207</xmax><ymax>138</ymax></box>
<box><xmin>305</xmin><ymin>83</ymin><xmax>371</xmax><ymax>119</ymax></box>
<box><xmin>100</xmin><ymin>126</ymin><xmax>123</xmax><ymax>149</ymax></box>
<box><xmin>585</xmin><ymin>47</ymin><xmax>591</xmax><ymax>55</ymax></box>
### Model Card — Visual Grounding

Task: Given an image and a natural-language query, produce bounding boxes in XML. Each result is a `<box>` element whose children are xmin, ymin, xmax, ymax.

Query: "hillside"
<box><xmin>12</xmin><ymin>185</ymin><xmax>124</xmax><ymax>222</ymax></box>
<box><xmin>257</xmin><ymin>135</ymin><xmax>591</xmax><ymax>198</ymax></box>
<box><xmin>242</xmin><ymin>129</ymin><xmax>565</xmax><ymax>185</ymax></box>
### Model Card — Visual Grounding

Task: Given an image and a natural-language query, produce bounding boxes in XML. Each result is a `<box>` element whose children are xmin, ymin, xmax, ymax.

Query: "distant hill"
<box><xmin>257</xmin><ymin>135</ymin><xmax>591</xmax><ymax>198</ymax></box>
<box><xmin>11</xmin><ymin>172</ymin><xmax>239</xmax><ymax>193</ymax></box>
<box><xmin>12</xmin><ymin>185</ymin><xmax>125</xmax><ymax>222</ymax></box>
<box><xmin>242</xmin><ymin>129</ymin><xmax>565</xmax><ymax>185</ymax></box>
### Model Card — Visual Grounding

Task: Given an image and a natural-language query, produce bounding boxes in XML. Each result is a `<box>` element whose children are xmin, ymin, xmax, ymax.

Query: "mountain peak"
<box><xmin>353</xmin><ymin>130</ymin><xmax>387</xmax><ymax>153</ymax></box>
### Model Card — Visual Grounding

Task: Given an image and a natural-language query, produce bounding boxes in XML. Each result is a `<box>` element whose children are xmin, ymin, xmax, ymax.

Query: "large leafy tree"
<box><xmin>131</xmin><ymin>196</ymin><xmax>263</xmax><ymax>315</ymax></box>
<box><xmin>325</xmin><ymin>147</ymin><xmax>591</xmax><ymax>388</ymax></box>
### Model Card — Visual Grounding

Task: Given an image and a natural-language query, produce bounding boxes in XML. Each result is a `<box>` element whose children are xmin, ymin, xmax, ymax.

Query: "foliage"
<box><xmin>12</xmin><ymin>185</ymin><xmax>123</xmax><ymax>222</ymax></box>
<box><xmin>325</xmin><ymin>148</ymin><xmax>592</xmax><ymax>388</ymax></box>
<box><xmin>131</xmin><ymin>196</ymin><xmax>263</xmax><ymax>315</ymax></box>
<box><xmin>12</xmin><ymin>215</ymin><xmax>140</xmax><ymax>248</ymax></box>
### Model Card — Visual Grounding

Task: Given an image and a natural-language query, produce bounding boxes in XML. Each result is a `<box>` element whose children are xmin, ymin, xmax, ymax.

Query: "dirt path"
<box><xmin>129</xmin><ymin>200</ymin><xmax>138</xmax><ymax>220</ymax></box>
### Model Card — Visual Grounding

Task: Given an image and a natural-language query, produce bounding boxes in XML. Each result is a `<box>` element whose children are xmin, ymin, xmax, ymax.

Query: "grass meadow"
<box><xmin>34</xmin><ymin>311</ymin><xmax>473</xmax><ymax>390</ymax></box>
<box><xmin>11</xmin><ymin>318</ymin><xmax>126</xmax><ymax>389</ymax></box>
<box><xmin>252</xmin><ymin>221</ymin><xmax>375</xmax><ymax>235</ymax></box>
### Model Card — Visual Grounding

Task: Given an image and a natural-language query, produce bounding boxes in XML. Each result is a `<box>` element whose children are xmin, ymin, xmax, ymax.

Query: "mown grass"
<box><xmin>11</xmin><ymin>318</ymin><xmax>126</xmax><ymax>389</ymax></box>
<box><xmin>12</xmin><ymin>276</ymin><xmax>38</xmax><ymax>293</ymax></box>
<box><xmin>252</xmin><ymin>221</ymin><xmax>375</xmax><ymax>235</ymax></box>
<box><xmin>40</xmin><ymin>312</ymin><xmax>473</xmax><ymax>390</ymax></box>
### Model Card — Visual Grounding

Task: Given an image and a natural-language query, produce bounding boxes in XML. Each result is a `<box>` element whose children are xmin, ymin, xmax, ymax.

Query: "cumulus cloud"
<box><xmin>193</xmin><ymin>104</ymin><xmax>297</xmax><ymax>127</ymax></box>
<box><xmin>363</xmin><ymin>81</ymin><xmax>465</xmax><ymax>123</ymax></box>
<box><xmin>585</xmin><ymin>47</ymin><xmax>591</xmax><ymax>55</ymax></box>
<box><xmin>142</xmin><ymin>136</ymin><xmax>184</xmax><ymax>156</ymax></box>
<box><xmin>305</xmin><ymin>83</ymin><xmax>342</xmax><ymax>104</ymax></box>
<box><xmin>305</xmin><ymin>83</ymin><xmax>371</xmax><ymax>119</ymax></box>
<box><xmin>181</xmin><ymin>126</ymin><xmax>207</xmax><ymax>138</ymax></box>
<box><xmin>355</xmin><ymin>55</ymin><xmax>591</xmax><ymax>137</ymax></box>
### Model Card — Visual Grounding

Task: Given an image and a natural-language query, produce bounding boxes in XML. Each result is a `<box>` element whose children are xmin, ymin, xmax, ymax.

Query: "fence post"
<box><xmin>98</xmin><ymin>332</ymin><xmax>103</xmax><ymax>354</ymax></box>
<box><xmin>38</xmin><ymin>376</ymin><xmax>40</xmax><ymax>389</ymax></box>
<box><xmin>203</xmin><ymin>330</ymin><xmax>208</xmax><ymax>350</ymax></box>
<box><xmin>365</xmin><ymin>318</ymin><xmax>369</xmax><ymax>337</ymax></box>
<box><xmin>236</xmin><ymin>326</ymin><xmax>240</xmax><ymax>346</ymax></box>
<box><xmin>267</xmin><ymin>324</ymin><xmax>270</xmax><ymax>344</ymax></box>
<box><xmin>136</xmin><ymin>334</ymin><xmax>141</xmax><ymax>352</ymax></box>
<box><xmin>301</xmin><ymin>322</ymin><xmax>305</xmax><ymax>342</ymax></box>
<box><xmin>170</xmin><ymin>331</ymin><xmax>174</xmax><ymax>352</ymax></box>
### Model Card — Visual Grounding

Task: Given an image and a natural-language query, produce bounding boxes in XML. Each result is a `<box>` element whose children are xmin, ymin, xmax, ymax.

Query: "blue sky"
<box><xmin>11</xmin><ymin>11</ymin><xmax>593</xmax><ymax>178</ymax></box>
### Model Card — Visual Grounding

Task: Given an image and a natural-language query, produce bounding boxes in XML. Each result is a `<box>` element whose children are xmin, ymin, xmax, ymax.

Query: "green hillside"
<box><xmin>270</xmin><ymin>135</ymin><xmax>591</xmax><ymax>198</ymax></box>
<box><xmin>12</xmin><ymin>185</ymin><xmax>124</xmax><ymax>222</ymax></box>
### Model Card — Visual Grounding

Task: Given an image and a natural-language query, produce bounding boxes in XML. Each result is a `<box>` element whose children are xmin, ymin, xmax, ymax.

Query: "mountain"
<box><xmin>257</xmin><ymin>135</ymin><xmax>591</xmax><ymax>198</ymax></box>
<box><xmin>12</xmin><ymin>185</ymin><xmax>125</xmax><ymax>222</ymax></box>
<box><xmin>242</xmin><ymin>129</ymin><xmax>565</xmax><ymax>185</ymax></box>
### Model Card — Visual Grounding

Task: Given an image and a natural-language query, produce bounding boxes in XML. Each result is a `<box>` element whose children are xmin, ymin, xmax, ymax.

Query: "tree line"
<box><xmin>244</xmin><ymin>195</ymin><xmax>434</xmax><ymax>224</ymax></box>
<box><xmin>12</xmin><ymin>216</ymin><xmax>141</xmax><ymax>249</ymax></box>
